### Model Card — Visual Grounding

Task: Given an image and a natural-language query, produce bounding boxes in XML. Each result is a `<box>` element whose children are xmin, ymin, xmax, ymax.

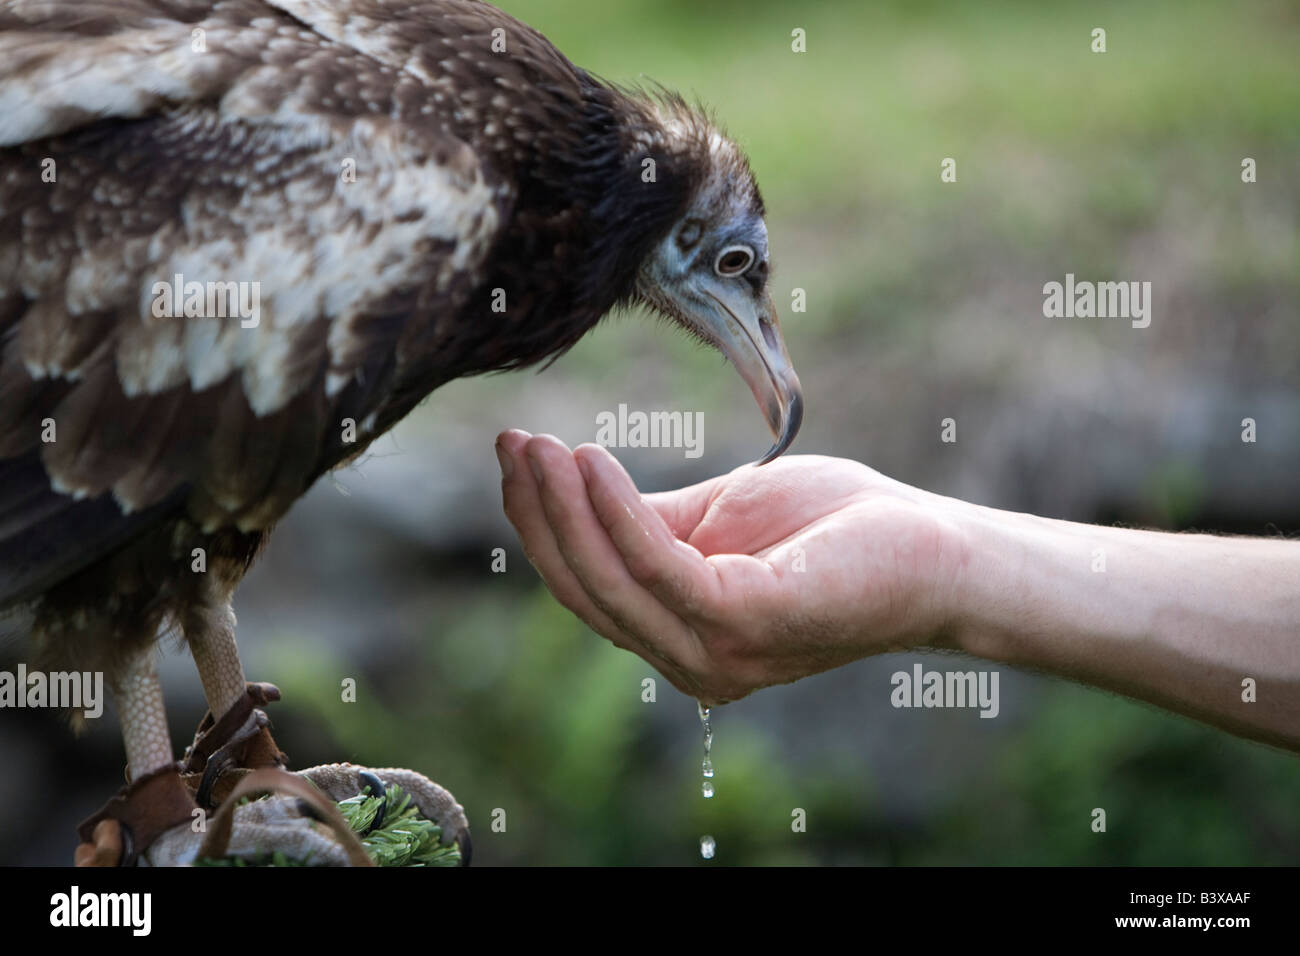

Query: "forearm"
<box><xmin>945</xmin><ymin>501</ymin><xmax>1300</xmax><ymax>751</ymax></box>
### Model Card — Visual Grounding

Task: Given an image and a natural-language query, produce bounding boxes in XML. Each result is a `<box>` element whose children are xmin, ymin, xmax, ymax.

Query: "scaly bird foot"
<box><xmin>180</xmin><ymin>681</ymin><xmax>289</xmax><ymax>808</ymax></box>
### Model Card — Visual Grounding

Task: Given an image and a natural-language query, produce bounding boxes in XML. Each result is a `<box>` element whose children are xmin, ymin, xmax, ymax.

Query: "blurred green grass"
<box><xmin>507</xmin><ymin>0</ymin><xmax>1299</xmax><ymax>204</ymax></box>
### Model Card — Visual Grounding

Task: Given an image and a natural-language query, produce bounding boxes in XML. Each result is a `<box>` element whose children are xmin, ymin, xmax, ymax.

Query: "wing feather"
<box><xmin>0</xmin><ymin>0</ymin><xmax>514</xmax><ymax>604</ymax></box>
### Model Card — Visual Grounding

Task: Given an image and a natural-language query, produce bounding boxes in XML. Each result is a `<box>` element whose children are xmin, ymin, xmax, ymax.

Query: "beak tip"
<box><xmin>755</xmin><ymin>372</ymin><xmax>803</xmax><ymax>466</ymax></box>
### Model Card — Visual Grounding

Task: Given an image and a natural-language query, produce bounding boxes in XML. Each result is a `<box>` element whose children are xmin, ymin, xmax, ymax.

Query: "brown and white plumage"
<box><xmin>0</xmin><ymin>0</ymin><xmax>801</xmax><ymax>853</ymax></box>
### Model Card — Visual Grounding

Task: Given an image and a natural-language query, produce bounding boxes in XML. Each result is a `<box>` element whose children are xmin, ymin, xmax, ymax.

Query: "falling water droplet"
<box><xmin>700</xmin><ymin>835</ymin><xmax>716</xmax><ymax>859</ymax></box>
<box><xmin>697</xmin><ymin>702</ymin><xmax>717</xmax><ymax>855</ymax></box>
<box><xmin>696</xmin><ymin>707</ymin><xmax>717</xmax><ymax>780</ymax></box>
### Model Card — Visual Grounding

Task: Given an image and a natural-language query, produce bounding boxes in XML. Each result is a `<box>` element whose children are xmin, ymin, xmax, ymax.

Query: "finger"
<box><xmin>641</xmin><ymin>472</ymin><xmax>729</xmax><ymax>542</ymax></box>
<box><xmin>496</xmin><ymin>430</ymin><xmax>634</xmax><ymax>651</ymax></box>
<box><xmin>573</xmin><ymin>442</ymin><xmax>725</xmax><ymax>619</ymax></box>
<box><xmin>524</xmin><ymin>435</ymin><xmax>708</xmax><ymax>676</ymax></box>
<box><xmin>499</xmin><ymin>431</ymin><xmax>702</xmax><ymax>691</ymax></box>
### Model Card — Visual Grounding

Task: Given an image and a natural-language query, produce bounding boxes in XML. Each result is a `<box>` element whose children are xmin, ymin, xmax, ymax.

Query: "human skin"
<box><xmin>495</xmin><ymin>429</ymin><xmax>1300</xmax><ymax>753</ymax></box>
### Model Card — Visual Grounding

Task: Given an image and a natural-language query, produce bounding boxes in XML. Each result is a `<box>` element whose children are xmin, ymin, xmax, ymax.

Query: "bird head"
<box><xmin>630</xmin><ymin>105</ymin><xmax>803</xmax><ymax>464</ymax></box>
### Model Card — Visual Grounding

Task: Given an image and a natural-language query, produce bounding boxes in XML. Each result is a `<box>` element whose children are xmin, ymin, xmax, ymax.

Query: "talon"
<box><xmin>246</xmin><ymin>682</ymin><xmax>281</xmax><ymax>706</ymax></box>
<box><xmin>196</xmin><ymin>753</ymin><xmax>235</xmax><ymax>809</ymax></box>
<box><xmin>195</xmin><ymin>709</ymin><xmax>271</xmax><ymax>808</ymax></box>
<box><xmin>296</xmin><ymin>798</ymin><xmax>327</xmax><ymax>823</ymax></box>
<box><xmin>181</xmin><ymin>682</ymin><xmax>288</xmax><ymax>809</ymax></box>
<box><xmin>357</xmin><ymin>771</ymin><xmax>387</xmax><ymax>835</ymax></box>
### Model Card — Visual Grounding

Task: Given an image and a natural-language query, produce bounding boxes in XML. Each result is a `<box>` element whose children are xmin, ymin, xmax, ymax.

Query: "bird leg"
<box><xmin>186</xmin><ymin>598</ymin><xmax>248</xmax><ymax>719</ymax></box>
<box><xmin>179</xmin><ymin>595</ymin><xmax>288</xmax><ymax>807</ymax></box>
<box><xmin>82</xmin><ymin>601</ymin><xmax>471</xmax><ymax>866</ymax></box>
<box><xmin>117</xmin><ymin>646</ymin><xmax>175</xmax><ymax>779</ymax></box>
<box><xmin>76</xmin><ymin>644</ymin><xmax>197</xmax><ymax>865</ymax></box>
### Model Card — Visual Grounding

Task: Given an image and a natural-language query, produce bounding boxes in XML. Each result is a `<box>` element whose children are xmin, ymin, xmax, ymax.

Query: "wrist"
<box><xmin>908</xmin><ymin>488</ymin><xmax>1300</xmax><ymax>751</ymax></box>
<box><xmin>938</xmin><ymin>500</ymin><xmax>1141</xmax><ymax>666</ymax></box>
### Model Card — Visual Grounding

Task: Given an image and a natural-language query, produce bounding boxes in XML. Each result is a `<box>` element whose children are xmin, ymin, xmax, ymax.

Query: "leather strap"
<box><xmin>196</xmin><ymin>768</ymin><xmax>374</xmax><ymax>866</ymax></box>
<box><xmin>74</xmin><ymin>681</ymin><xmax>291</xmax><ymax>864</ymax></box>
<box><xmin>76</xmin><ymin>764</ymin><xmax>197</xmax><ymax>865</ymax></box>
<box><xmin>181</xmin><ymin>681</ymin><xmax>286</xmax><ymax>776</ymax></box>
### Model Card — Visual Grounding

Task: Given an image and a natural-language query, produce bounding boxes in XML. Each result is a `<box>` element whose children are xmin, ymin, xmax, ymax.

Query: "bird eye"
<box><xmin>714</xmin><ymin>245</ymin><xmax>755</xmax><ymax>277</ymax></box>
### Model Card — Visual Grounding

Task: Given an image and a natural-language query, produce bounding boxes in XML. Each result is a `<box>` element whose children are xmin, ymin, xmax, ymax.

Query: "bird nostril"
<box><xmin>760</xmin><ymin>318</ymin><xmax>779</xmax><ymax>353</ymax></box>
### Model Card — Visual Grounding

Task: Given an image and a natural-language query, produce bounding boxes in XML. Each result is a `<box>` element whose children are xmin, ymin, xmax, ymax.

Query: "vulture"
<box><xmin>0</xmin><ymin>0</ymin><xmax>802</xmax><ymax>864</ymax></box>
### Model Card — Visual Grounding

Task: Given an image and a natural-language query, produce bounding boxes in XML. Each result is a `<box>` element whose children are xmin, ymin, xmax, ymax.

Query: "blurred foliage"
<box><xmin>265</xmin><ymin>592</ymin><xmax>872</xmax><ymax>865</ymax></box>
<box><xmin>266</xmin><ymin>586</ymin><xmax>1300</xmax><ymax>865</ymax></box>
<box><xmin>931</xmin><ymin>685</ymin><xmax>1300</xmax><ymax>865</ymax></box>
<box><xmin>1142</xmin><ymin>458</ymin><xmax>1206</xmax><ymax>527</ymax></box>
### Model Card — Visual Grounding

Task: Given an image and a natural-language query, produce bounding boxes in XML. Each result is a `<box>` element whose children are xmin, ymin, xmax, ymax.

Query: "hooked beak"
<box><xmin>696</xmin><ymin>284</ymin><xmax>803</xmax><ymax>464</ymax></box>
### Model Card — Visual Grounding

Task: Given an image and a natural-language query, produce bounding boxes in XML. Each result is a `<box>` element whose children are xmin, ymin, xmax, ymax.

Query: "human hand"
<box><xmin>496</xmin><ymin>431</ymin><xmax>967</xmax><ymax>704</ymax></box>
